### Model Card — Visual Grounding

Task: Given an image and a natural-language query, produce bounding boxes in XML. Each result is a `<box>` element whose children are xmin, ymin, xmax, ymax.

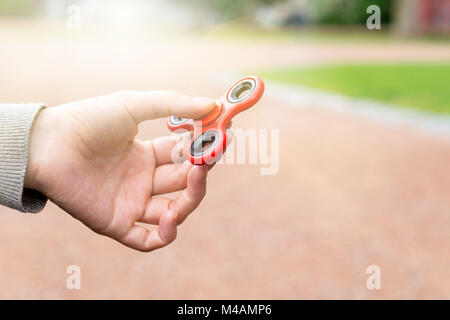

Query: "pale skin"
<box><xmin>24</xmin><ymin>90</ymin><xmax>221</xmax><ymax>252</ymax></box>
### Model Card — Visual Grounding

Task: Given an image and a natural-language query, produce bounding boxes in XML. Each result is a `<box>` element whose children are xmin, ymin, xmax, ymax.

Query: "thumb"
<box><xmin>116</xmin><ymin>90</ymin><xmax>217</xmax><ymax>124</ymax></box>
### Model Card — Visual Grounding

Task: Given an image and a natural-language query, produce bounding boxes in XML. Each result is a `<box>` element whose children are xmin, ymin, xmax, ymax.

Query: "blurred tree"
<box><xmin>310</xmin><ymin>0</ymin><xmax>392</xmax><ymax>25</ymax></box>
<box><xmin>174</xmin><ymin>0</ymin><xmax>392</xmax><ymax>26</ymax></box>
<box><xmin>175</xmin><ymin>0</ymin><xmax>289</xmax><ymax>19</ymax></box>
<box><xmin>393</xmin><ymin>0</ymin><xmax>450</xmax><ymax>35</ymax></box>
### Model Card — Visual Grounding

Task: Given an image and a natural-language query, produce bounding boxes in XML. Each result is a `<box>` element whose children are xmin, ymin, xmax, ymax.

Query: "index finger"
<box><xmin>116</xmin><ymin>90</ymin><xmax>217</xmax><ymax>124</ymax></box>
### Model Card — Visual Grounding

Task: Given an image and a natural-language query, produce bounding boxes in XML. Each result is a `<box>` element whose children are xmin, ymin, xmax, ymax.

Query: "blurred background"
<box><xmin>0</xmin><ymin>0</ymin><xmax>449</xmax><ymax>299</ymax></box>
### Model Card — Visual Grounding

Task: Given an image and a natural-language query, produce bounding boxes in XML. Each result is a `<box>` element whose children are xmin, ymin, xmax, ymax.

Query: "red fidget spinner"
<box><xmin>167</xmin><ymin>76</ymin><xmax>265</xmax><ymax>165</ymax></box>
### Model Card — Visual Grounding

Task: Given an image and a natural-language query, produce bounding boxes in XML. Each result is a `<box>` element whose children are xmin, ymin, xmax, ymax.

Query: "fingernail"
<box><xmin>195</xmin><ymin>164</ymin><xmax>208</xmax><ymax>177</ymax></box>
<box><xmin>159</xmin><ymin>210</ymin><xmax>178</xmax><ymax>243</ymax></box>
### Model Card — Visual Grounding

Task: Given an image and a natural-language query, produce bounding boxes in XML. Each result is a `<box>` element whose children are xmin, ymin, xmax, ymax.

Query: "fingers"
<box><xmin>152</xmin><ymin>162</ymin><xmax>192</xmax><ymax>195</ymax></box>
<box><xmin>173</xmin><ymin>165</ymin><xmax>208</xmax><ymax>224</ymax></box>
<box><xmin>116</xmin><ymin>90</ymin><xmax>217</xmax><ymax>124</ymax></box>
<box><xmin>207</xmin><ymin>127</ymin><xmax>234</xmax><ymax>171</ymax></box>
<box><xmin>114</xmin><ymin>164</ymin><xmax>206</xmax><ymax>251</ymax></box>
<box><xmin>140</xmin><ymin>165</ymin><xmax>208</xmax><ymax>225</ymax></box>
<box><xmin>152</xmin><ymin>128</ymin><xmax>233</xmax><ymax>193</ymax></box>
<box><xmin>152</xmin><ymin>132</ymin><xmax>192</xmax><ymax>166</ymax></box>
<box><xmin>118</xmin><ymin>210</ymin><xmax>177</xmax><ymax>252</ymax></box>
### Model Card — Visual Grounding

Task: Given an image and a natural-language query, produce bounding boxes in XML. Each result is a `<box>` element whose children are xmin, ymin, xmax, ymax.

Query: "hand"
<box><xmin>25</xmin><ymin>91</ymin><xmax>217</xmax><ymax>252</ymax></box>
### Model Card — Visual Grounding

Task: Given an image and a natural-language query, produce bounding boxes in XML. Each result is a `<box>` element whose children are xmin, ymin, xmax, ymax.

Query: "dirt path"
<box><xmin>0</xmin><ymin>23</ymin><xmax>449</xmax><ymax>299</ymax></box>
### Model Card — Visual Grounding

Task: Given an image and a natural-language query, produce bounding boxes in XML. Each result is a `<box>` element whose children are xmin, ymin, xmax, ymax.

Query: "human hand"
<box><xmin>25</xmin><ymin>91</ymin><xmax>217</xmax><ymax>251</ymax></box>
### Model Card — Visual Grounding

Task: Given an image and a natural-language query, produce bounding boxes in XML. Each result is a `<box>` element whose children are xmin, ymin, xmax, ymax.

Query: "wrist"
<box><xmin>25</xmin><ymin>107</ymin><xmax>55</xmax><ymax>192</ymax></box>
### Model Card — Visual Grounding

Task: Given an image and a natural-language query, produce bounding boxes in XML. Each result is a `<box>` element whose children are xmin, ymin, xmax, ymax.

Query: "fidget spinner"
<box><xmin>167</xmin><ymin>76</ymin><xmax>265</xmax><ymax>165</ymax></box>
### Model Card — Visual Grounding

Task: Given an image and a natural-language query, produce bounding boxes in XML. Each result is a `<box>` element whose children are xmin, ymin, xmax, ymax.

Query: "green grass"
<box><xmin>201</xmin><ymin>20</ymin><xmax>450</xmax><ymax>44</ymax></box>
<box><xmin>260</xmin><ymin>64</ymin><xmax>450</xmax><ymax>114</ymax></box>
<box><xmin>201</xmin><ymin>21</ymin><xmax>391</xmax><ymax>43</ymax></box>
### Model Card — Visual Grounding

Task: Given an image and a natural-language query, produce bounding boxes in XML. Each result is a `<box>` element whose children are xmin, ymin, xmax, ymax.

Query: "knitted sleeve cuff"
<box><xmin>0</xmin><ymin>103</ymin><xmax>48</xmax><ymax>213</ymax></box>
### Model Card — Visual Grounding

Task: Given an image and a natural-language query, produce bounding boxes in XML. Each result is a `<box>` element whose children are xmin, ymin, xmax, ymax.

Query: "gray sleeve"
<box><xmin>0</xmin><ymin>103</ymin><xmax>48</xmax><ymax>213</ymax></box>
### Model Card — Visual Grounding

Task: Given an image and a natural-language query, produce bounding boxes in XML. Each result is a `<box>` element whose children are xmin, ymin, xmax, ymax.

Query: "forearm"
<box><xmin>0</xmin><ymin>103</ymin><xmax>47</xmax><ymax>213</ymax></box>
